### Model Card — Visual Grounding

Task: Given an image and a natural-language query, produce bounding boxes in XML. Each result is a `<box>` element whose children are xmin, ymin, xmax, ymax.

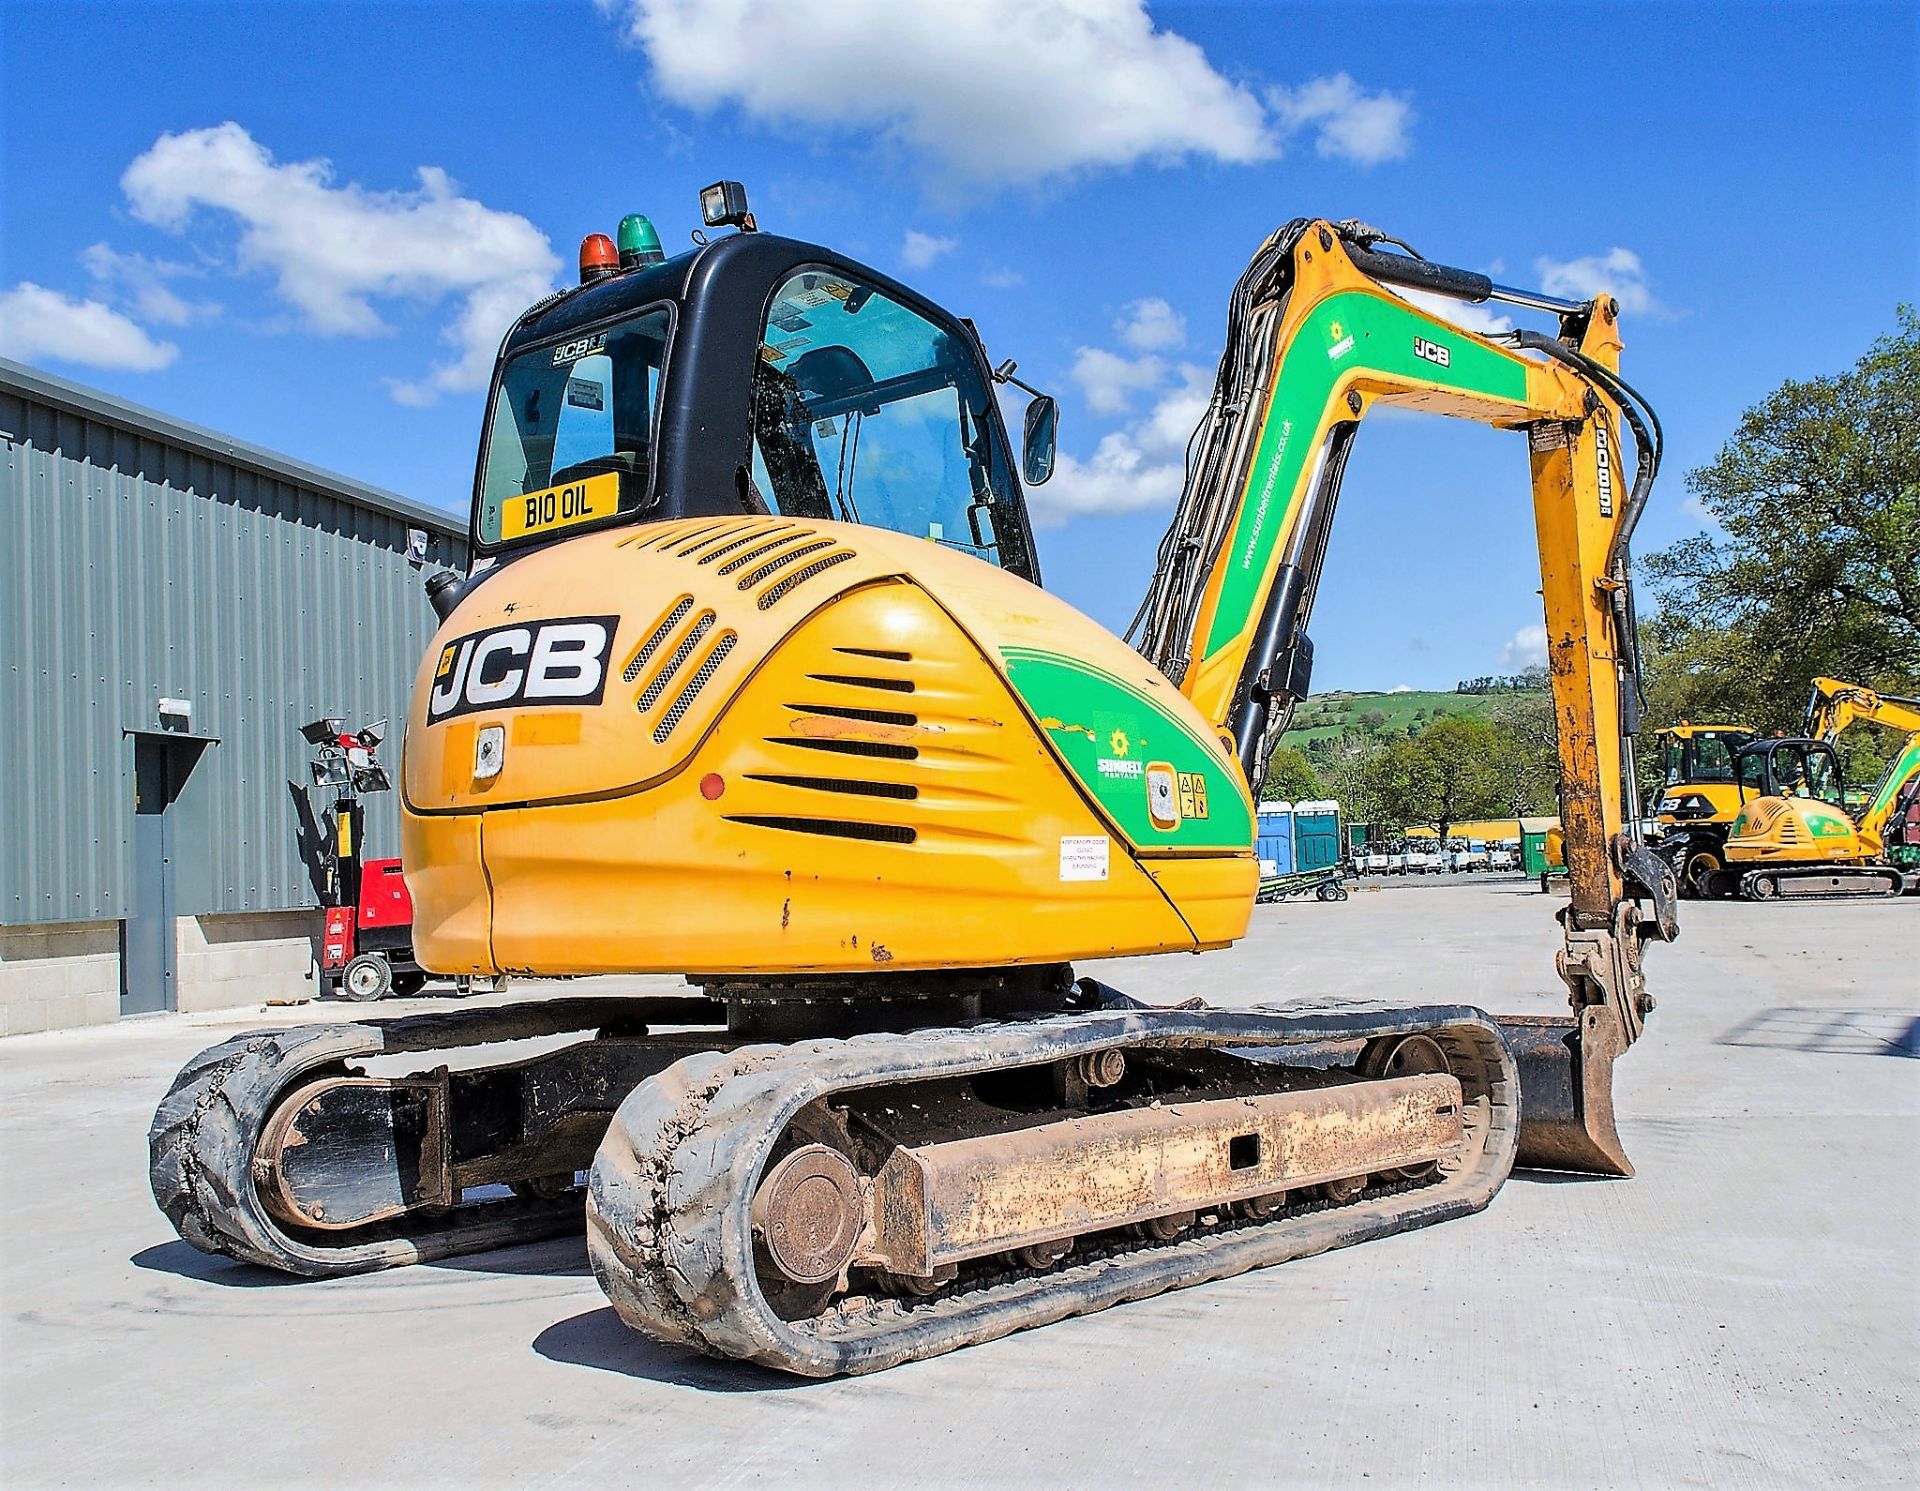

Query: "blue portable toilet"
<box><xmin>1255</xmin><ymin>802</ymin><xmax>1295</xmax><ymax>878</ymax></box>
<box><xmin>1291</xmin><ymin>800</ymin><xmax>1342</xmax><ymax>873</ymax></box>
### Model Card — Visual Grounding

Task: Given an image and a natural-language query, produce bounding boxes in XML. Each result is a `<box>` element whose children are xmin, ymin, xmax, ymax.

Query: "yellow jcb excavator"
<box><xmin>148</xmin><ymin>197</ymin><xmax>1677</xmax><ymax>1375</ymax></box>
<box><xmin>1711</xmin><ymin>677</ymin><xmax>1920</xmax><ymax>899</ymax></box>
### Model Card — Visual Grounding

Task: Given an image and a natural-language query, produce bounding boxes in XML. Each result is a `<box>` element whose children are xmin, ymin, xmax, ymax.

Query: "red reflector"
<box><xmin>700</xmin><ymin>773</ymin><xmax>725</xmax><ymax>800</ymax></box>
<box><xmin>579</xmin><ymin>233</ymin><xmax>619</xmax><ymax>284</ymax></box>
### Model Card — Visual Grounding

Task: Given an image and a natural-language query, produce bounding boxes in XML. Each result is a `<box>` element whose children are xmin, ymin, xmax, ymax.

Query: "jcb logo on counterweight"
<box><xmin>427</xmin><ymin>615</ymin><xmax>618</xmax><ymax>723</ymax></box>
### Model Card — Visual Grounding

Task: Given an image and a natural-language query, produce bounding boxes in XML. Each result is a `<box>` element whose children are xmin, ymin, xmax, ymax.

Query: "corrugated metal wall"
<box><xmin>0</xmin><ymin>365</ymin><xmax>469</xmax><ymax>925</ymax></box>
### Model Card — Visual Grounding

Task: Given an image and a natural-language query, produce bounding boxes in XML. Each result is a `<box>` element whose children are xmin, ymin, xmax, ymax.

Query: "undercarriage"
<box><xmin>1704</xmin><ymin>863</ymin><xmax>1907</xmax><ymax>900</ymax></box>
<box><xmin>148</xmin><ymin>971</ymin><xmax>1634</xmax><ymax>1374</ymax></box>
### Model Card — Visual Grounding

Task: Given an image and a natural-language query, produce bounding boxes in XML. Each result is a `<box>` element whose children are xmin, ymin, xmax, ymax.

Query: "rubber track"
<box><xmin>586</xmin><ymin>1001</ymin><xmax>1516</xmax><ymax>1376</ymax></box>
<box><xmin>1735</xmin><ymin>865</ymin><xmax>1905</xmax><ymax>900</ymax></box>
<box><xmin>148</xmin><ymin>997</ymin><xmax>719</xmax><ymax>1277</ymax></box>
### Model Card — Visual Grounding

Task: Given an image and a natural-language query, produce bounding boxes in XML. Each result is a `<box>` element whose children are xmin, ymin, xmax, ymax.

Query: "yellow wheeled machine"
<box><xmin>150</xmin><ymin>197</ymin><xmax>1676</xmax><ymax>1375</ymax></box>
<box><xmin>1649</xmin><ymin>723</ymin><xmax>1754</xmax><ymax>896</ymax></box>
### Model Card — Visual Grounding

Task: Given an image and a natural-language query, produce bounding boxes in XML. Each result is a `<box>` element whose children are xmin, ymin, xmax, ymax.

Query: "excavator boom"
<box><xmin>1135</xmin><ymin>220</ymin><xmax>1678</xmax><ymax>1170</ymax></box>
<box><xmin>1804</xmin><ymin>677</ymin><xmax>1920</xmax><ymax>855</ymax></box>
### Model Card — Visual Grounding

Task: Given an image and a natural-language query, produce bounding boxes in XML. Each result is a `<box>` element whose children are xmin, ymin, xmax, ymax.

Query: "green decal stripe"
<box><xmin>1000</xmin><ymin>646</ymin><xmax>1253</xmax><ymax>851</ymax></box>
<box><xmin>1201</xmin><ymin>291</ymin><xmax>1531</xmax><ymax>659</ymax></box>
<box><xmin>1866</xmin><ymin>740</ymin><xmax>1920</xmax><ymax>826</ymax></box>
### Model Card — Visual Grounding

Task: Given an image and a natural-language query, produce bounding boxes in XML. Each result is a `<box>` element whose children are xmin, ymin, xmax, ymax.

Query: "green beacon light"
<box><xmin>617</xmin><ymin>213</ymin><xmax>665</xmax><ymax>270</ymax></box>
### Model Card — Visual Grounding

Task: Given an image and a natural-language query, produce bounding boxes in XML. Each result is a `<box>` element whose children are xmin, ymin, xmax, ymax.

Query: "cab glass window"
<box><xmin>477</xmin><ymin>307</ymin><xmax>671</xmax><ymax>546</ymax></box>
<box><xmin>746</xmin><ymin>270</ymin><xmax>1029</xmax><ymax>579</ymax></box>
<box><xmin>1692</xmin><ymin>734</ymin><xmax>1736</xmax><ymax>782</ymax></box>
<box><xmin>1661</xmin><ymin>737</ymin><xmax>1684</xmax><ymax>785</ymax></box>
<box><xmin>1774</xmin><ymin>744</ymin><xmax>1842</xmax><ymax>804</ymax></box>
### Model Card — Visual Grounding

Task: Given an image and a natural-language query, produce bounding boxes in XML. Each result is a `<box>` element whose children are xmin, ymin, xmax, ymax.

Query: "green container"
<box><xmin>1521</xmin><ymin>825</ymin><xmax>1567</xmax><ymax>885</ymax></box>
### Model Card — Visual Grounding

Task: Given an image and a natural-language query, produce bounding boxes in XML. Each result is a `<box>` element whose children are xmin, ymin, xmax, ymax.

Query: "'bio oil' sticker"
<box><xmin>1059</xmin><ymin>836</ymin><xmax>1110</xmax><ymax>882</ymax></box>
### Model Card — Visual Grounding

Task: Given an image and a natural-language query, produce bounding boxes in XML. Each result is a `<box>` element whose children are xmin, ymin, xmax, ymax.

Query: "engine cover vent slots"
<box><xmin>676</xmin><ymin>520</ymin><xmax>762</xmax><ymax>559</ymax></box>
<box><xmin>629</xmin><ymin>519</ymin><xmax>725</xmax><ymax>552</ymax></box>
<box><xmin>835</xmin><ymin>646</ymin><xmax>913</xmax><ymax>661</ymax></box>
<box><xmin>722</xmin><ymin>814</ymin><xmax>917</xmax><ymax>845</ymax></box>
<box><xmin>636</xmin><ymin>611</ymin><xmax>716</xmax><ymax>712</ymax></box>
<box><xmin>807</xmin><ymin>672</ymin><xmax>914</xmax><ymax>693</ymax></box>
<box><xmin>718</xmin><ymin>531</ymin><xmax>814</xmax><ymax>576</ymax></box>
<box><xmin>696</xmin><ymin>522</ymin><xmax>797</xmax><ymax>566</ymax></box>
<box><xmin>738</xmin><ymin>539</ymin><xmax>836</xmax><ymax>590</ymax></box>
<box><xmin>768</xmin><ymin>736</ymin><xmax>919</xmax><ymax>761</ymax></box>
<box><xmin>623</xmin><ymin>596</ymin><xmax>695</xmax><ymax>683</ymax></box>
<box><xmin>654</xmin><ymin>633</ymin><xmax>737</xmax><ymax>743</ymax></box>
<box><xmin>784</xmin><ymin>702</ymin><xmax>918</xmax><ymax>727</ymax></box>
<box><xmin>758</xmin><ymin>551</ymin><xmax>855</xmax><ymax>608</ymax></box>
<box><xmin>744</xmin><ymin>773</ymin><xmax>918</xmax><ymax>801</ymax></box>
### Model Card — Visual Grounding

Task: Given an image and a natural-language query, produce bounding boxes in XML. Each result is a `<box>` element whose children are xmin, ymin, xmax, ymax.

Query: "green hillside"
<box><xmin>1279</xmin><ymin>688</ymin><xmax>1544</xmax><ymax>748</ymax></box>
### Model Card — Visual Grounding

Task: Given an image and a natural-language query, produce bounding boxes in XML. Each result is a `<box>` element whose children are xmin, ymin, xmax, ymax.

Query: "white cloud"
<box><xmin>1498</xmin><ymin>624</ymin><xmax>1548</xmax><ymax>670</ymax></box>
<box><xmin>1070</xmin><ymin>345</ymin><xmax>1164</xmax><ymax>415</ymax></box>
<box><xmin>980</xmin><ymin>266</ymin><xmax>1025</xmax><ymax>290</ymax></box>
<box><xmin>1034</xmin><ymin>427</ymin><xmax>1186</xmax><ymax>524</ymax></box>
<box><xmin>1535</xmin><ymin>247</ymin><xmax>1659</xmax><ymax>317</ymax></box>
<box><xmin>1116</xmin><ymin>296</ymin><xmax>1185</xmax><ymax>352</ymax></box>
<box><xmin>605</xmin><ymin>0</ymin><xmax>1273</xmax><ymax>186</ymax></box>
<box><xmin>901</xmin><ymin>230</ymin><xmax>957</xmax><ymax>270</ymax></box>
<box><xmin>1266</xmin><ymin>72</ymin><xmax>1412</xmax><ymax>165</ymax></box>
<box><xmin>120</xmin><ymin>123</ymin><xmax>559</xmax><ymax>402</ymax></box>
<box><xmin>1031</xmin><ymin>362</ymin><xmax>1210</xmax><ymax>526</ymax></box>
<box><xmin>0</xmin><ymin>283</ymin><xmax>178</xmax><ymax>371</ymax></box>
<box><xmin>1390</xmin><ymin>684</ymin><xmax>1414</xmax><ymax>694</ymax></box>
<box><xmin>80</xmin><ymin>243</ymin><xmax>213</xmax><ymax>327</ymax></box>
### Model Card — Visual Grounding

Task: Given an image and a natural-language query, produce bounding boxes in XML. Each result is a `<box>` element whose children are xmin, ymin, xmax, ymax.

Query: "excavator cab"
<box><xmin>470</xmin><ymin>230</ymin><xmax>1043</xmax><ymax>584</ymax></box>
<box><xmin>1734</xmin><ymin>738</ymin><xmax>1844</xmax><ymax>805</ymax></box>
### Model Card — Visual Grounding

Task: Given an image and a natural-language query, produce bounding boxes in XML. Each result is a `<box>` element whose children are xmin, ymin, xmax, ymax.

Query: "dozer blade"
<box><xmin>1497</xmin><ymin>1006</ymin><xmax>1632</xmax><ymax>1178</ymax></box>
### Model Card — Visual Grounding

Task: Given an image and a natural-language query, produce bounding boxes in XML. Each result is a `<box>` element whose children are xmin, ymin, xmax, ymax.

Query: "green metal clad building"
<box><xmin>0</xmin><ymin>358</ymin><xmax>468</xmax><ymax>1034</ymax></box>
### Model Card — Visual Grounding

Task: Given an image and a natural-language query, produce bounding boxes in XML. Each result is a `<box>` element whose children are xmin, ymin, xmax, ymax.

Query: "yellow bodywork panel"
<box><xmin>401</xmin><ymin>518</ymin><xmax>1253</xmax><ymax>976</ymax></box>
<box><xmin>1724</xmin><ymin>797</ymin><xmax>1870</xmax><ymax>865</ymax></box>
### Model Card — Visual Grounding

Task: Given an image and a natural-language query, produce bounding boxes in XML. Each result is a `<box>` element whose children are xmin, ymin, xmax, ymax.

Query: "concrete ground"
<box><xmin>2</xmin><ymin>878</ymin><xmax>1914</xmax><ymax>1489</ymax></box>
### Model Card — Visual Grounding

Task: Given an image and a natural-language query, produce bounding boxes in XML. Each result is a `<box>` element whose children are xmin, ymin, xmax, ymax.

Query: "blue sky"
<box><xmin>3</xmin><ymin>1</ymin><xmax>1913</xmax><ymax>691</ymax></box>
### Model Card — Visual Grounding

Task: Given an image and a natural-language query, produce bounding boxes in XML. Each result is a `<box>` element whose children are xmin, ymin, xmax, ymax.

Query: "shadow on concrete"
<box><xmin>1718</xmin><ymin>1006</ymin><xmax>1920</xmax><ymax>1057</ymax></box>
<box><xmin>425</xmin><ymin>1233</ymin><xmax>593</xmax><ymax>1279</ymax></box>
<box><xmin>1507</xmin><ymin>1169</ymin><xmax>1623</xmax><ymax>1186</ymax></box>
<box><xmin>533</xmin><ymin>1305</ymin><xmax>814</xmax><ymax>1393</ymax></box>
<box><xmin>131</xmin><ymin>1240</ymin><xmax>302</xmax><ymax>1288</ymax></box>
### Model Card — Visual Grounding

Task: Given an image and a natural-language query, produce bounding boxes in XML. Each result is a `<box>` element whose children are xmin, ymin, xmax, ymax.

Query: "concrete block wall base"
<box><xmin>0</xmin><ymin>909</ymin><xmax>320</xmax><ymax>1035</ymax></box>
<box><xmin>175</xmin><ymin>910</ymin><xmax>321</xmax><ymax>1014</ymax></box>
<box><xmin>0</xmin><ymin>921</ymin><xmax>120</xmax><ymax>1036</ymax></box>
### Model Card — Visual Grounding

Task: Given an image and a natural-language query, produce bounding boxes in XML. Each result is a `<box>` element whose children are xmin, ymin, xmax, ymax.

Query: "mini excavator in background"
<box><xmin>1704</xmin><ymin>678</ymin><xmax>1920</xmax><ymax>899</ymax></box>
<box><xmin>150</xmin><ymin>190</ymin><xmax>1678</xmax><ymax>1376</ymax></box>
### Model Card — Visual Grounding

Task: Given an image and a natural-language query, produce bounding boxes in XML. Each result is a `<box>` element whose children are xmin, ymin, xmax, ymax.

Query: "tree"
<box><xmin>1643</xmin><ymin>309</ymin><xmax>1920</xmax><ymax>728</ymax></box>
<box><xmin>1490</xmin><ymin>692</ymin><xmax>1560</xmax><ymax>816</ymax></box>
<box><xmin>1262</xmin><ymin>745</ymin><xmax>1323</xmax><ymax>802</ymax></box>
<box><xmin>1364</xmin><ymin>715</ymin><xmax>1509</xmax><ymax>839</ymax></box>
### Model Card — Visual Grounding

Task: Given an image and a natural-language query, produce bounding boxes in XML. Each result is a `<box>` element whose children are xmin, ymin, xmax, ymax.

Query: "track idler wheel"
<box><xmin>1358</xmin><ymin>1033</ymin><xmax>1450</xmax><ymax>1181</ymax></box>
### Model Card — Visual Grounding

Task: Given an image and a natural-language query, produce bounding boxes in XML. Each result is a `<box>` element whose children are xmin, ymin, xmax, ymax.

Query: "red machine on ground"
<box><xmin>303</xmin><ymin>718</ymin><xmax>426</xmax><ymax>1001</ymax></box>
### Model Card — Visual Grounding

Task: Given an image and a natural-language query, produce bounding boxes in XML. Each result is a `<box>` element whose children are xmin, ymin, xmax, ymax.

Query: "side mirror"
<box><xmin>1021</xmin><ymin>395</ymin><xmax>1058</xmax><ymax>486</ymax></box>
